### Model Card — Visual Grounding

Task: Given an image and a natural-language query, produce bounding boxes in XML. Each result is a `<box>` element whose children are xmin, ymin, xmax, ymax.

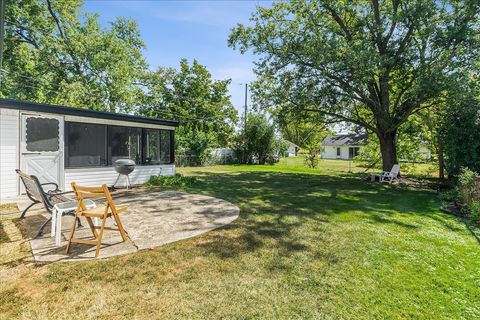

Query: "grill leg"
<box><xmin>113</xmin><ymin>174</ymin><xmax>121</xmax><ymax>188</ymax></box>
<box><xmin>126</xmin><ymin>175</ymin><xmax>131</xmax><ymax>189</ymax></box>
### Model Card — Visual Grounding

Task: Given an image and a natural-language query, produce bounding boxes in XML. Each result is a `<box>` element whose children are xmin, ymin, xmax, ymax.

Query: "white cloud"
<box><xmin>128</xmin><ymin>1</ymin><xmax>260</xmax><ymax>28</ymax></box>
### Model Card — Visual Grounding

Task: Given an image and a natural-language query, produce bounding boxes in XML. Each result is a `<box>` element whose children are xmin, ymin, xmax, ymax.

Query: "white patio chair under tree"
<box><xmin>380</xmin><ymin>164</ymin><xmax>400</xmax><ymax>184</ymax></box>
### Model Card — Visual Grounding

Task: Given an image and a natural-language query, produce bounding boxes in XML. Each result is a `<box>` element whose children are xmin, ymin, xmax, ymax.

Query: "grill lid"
<box><xmin>114</xmin><ymin>159</ymin><xmax>135</xmax><ymax>175</ymax></box>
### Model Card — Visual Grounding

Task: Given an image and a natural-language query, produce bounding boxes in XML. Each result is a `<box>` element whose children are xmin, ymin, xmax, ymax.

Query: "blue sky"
<box><xmin>82</xmin><ymin>0</ymin><xmax>272</xmax><ymax>113</ymax></box>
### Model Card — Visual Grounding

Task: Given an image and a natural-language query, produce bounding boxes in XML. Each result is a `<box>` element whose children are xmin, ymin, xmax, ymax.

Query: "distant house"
<box><xmin>285</xmin><ymin>141</ymin><xmax>299</xmax><ymax>157</ymax></box>
<box><xmin>321</xmin><ymin>134</ymin><xmax>367</xmax><ymax>160</ymax></box>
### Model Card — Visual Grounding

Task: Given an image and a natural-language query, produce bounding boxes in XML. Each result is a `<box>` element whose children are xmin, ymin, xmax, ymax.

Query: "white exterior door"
<box><xmin>20</xmin><ymin>114</ymin><xmax>64</xmax><ymax>191</ymax></box>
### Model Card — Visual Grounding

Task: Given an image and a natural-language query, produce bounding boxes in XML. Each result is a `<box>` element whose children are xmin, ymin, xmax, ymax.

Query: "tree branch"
<box><xmin>321</xmin><ymin>3</ymin><xmax>353</xmax><ymax>41</ymax></box>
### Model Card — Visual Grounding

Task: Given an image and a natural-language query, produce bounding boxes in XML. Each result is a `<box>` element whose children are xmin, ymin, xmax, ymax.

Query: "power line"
<box><xmin>0</xmin><ymin>68</ymin><xmax>242</xmax><ymax>125</ymax></box>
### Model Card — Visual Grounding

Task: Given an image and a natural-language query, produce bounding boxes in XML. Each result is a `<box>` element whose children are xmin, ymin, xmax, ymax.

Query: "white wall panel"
<box><xmin>321</xmin><ymin>146</ymin><xmax>351</xmax><ymax>160</ymax></box>
<box><xmin>64</xmin><ymin>165</ymin><xmax>175</xmax><ymax>190</ymax></box>
<box><xmin>0</xmin><ymin>109</ymin><xmax>19</xmax><ymax>201</ymax></box>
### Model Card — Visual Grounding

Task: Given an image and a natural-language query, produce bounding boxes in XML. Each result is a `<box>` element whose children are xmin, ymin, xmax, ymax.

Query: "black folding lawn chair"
<box><xmin>16</xmin><ymin>169</ymin><xmax>81</xmax><ymax>238</ymax></box>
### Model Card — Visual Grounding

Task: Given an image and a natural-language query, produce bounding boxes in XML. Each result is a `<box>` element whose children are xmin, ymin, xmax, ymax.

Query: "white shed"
<box><xmin>0</xmin><ymin>99</ymin><xmax>178</xmax><ymax>203</ymax></box>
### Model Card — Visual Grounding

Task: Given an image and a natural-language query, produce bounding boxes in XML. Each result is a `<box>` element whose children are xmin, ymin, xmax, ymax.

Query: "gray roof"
<box><xmin>323</xmin><ymin>134</ymin><xmax>368</xmax><ymax>147</ymax></box>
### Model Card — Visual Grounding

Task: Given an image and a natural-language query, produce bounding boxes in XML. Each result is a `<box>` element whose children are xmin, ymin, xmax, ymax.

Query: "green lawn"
<box><xmin>1</xmin><ymin>159</ymin><xmax>479</xmax><ymax>319</ymax></box>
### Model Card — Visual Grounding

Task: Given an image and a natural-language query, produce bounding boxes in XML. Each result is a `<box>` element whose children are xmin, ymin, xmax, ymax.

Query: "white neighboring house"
<box><xmin>321</xmin><ymin>134</ymin><xmax>367</xmax><ymax>160</ymax></box>
<box><xmin>0</xmin><ymin>99</ymin><xmax>178</xmax><ymax>203</ymax></box>
<box><xmin>285</xmin><ymin>141</ymin><xmax>299</xmax><ymax>157</ymax></box>
<box><xmin>321</xmin><ymin>133</ymin><xmax>432</xmax><ymax>162</ymax></box>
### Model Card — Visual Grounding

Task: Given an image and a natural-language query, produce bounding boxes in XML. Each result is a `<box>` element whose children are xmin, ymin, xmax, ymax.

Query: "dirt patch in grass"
<box><xmin>0</xmin><ymin>203</ymin><xmax>18</xmax><ymax>215</ymax></box>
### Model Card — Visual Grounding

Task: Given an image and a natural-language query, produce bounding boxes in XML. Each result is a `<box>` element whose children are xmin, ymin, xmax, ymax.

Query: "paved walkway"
<box><xmin>20</xmin><ymin>190</ymin><xmax>239</xmax><ymax>263</ymax></box>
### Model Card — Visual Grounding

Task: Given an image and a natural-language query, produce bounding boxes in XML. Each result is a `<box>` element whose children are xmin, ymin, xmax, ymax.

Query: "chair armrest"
<box><xmin>42</xmin><ymin>182</ymin><xmax>60</xmax><ymax>193</ymax></box>
<box><xmin>42</xmin><ymin>182</ymin><xmax>59</xmax><ymax>189</ymax></box>
<box><xmin>47</xmin><ymin>190</ymin><xmax>74</xmax><ymax>197</ymax></box>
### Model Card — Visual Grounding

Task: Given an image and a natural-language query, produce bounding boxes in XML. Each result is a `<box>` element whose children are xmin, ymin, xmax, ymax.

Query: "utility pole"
<box><xmin>0</xmin><ymin>0</ymin><xmax>5</xmax><ymax>84</ymax></box>
<box><xmin>243</xmin><ymin>83</ymin><xmax>248</xmax><ymax>164</ymax></box>
<box><xmin>244</xmin><ymin>83</ymin><xmax>248</xmax><ymax>133</ymax></box>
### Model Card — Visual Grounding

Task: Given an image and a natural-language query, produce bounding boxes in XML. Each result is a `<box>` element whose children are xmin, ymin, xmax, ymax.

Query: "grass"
<box><xmin>0</xmin><ymin>159</ymin><xmax>479</xmax><ymax>319</ymax></box>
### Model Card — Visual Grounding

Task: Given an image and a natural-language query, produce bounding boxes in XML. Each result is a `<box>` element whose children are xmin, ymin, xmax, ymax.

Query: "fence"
<box><xmin>175</xmin><ymin>151</ymin><xmax>239</xmax><ymax>167</ymax></box>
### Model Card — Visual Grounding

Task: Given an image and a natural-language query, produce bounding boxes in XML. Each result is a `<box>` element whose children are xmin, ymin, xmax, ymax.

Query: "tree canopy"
<box><xmin>2</xmin><ymin>0</ymin><xmax>147</xmax><ymax>112</ymax></box>
<box><xmin>140</xmin><ymin>59</ymin><xmax>238</xmax><ymax>163</ymax></box>
<box><xmin>2</xmin><ymin>0</ymin><xmax>239</xmax><ymax>158</ymax></box>
<box><xmin>229</xmin><ymin>0</ymin><xmax>480</xmax><ymax>170</ymax></box>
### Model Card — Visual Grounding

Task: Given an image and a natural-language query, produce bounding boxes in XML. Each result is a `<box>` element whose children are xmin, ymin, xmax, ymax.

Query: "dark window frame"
<box><xmin>65</xmin><ymin>122</ymin><xmax>175</xmax><ymax>168</ymax></box>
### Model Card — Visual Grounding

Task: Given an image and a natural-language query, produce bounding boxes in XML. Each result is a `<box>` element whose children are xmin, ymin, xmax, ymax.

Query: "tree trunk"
<box><xmin>438</xmin><ymin>138</ymin><xmax>445</xmax><ymax>180</ymax></box>
<box><xmin>378</xmin><ymin>130</ymin><xmax>398</xmax><ymax>172</ymax></box>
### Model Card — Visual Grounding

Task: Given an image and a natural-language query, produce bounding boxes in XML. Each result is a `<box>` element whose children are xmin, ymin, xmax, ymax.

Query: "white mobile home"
<box><xmin>0</xmin><ymin>99</ymin><xmax>178</xmax><ymax>203</ymax></box>
<box><xmin>321</xmin><ymin>134</ymin><xmax>367</xmax><ymax>160</ymax></box>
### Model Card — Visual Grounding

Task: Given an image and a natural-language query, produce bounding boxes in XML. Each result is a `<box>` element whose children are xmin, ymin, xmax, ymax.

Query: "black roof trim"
<box><xmin>0</xmin><ymin>98</ymin><xmax>179</xmax><ymax>127</ymax></box>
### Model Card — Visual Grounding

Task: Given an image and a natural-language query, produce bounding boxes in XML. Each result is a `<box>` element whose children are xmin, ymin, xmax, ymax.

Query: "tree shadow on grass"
<box><xmin>178</xmin><ymin>170</ymin><xmax>474</xmax><ymax>260</ymax></box>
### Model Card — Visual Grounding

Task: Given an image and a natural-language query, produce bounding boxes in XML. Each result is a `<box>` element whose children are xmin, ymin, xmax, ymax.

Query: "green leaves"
<box><xmin>140</xmin><ymin>59</ymin><xmax>238</xmax><ymax>160</ymax></box>
<box><xmin>234</xmin><ymin>113</ymin><xmax>276</xmax><ymax>165</ymax></box>
<box><xmin>2</xmin><ymin>0</ymin><xmax>147</xmax><ymax>112</ymax></box>
<box><xmin>229</xmin><ymin>0</ymin><xmax>479</xmax><ymax>170</ymax></box>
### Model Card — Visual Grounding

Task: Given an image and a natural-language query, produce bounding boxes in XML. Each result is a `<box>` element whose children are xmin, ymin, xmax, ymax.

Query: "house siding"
<box><xmin>322</xmin><ymin>146</ymin><xmax>353</xmax><ymax>160</ymax></box>
<box><xmin>0</xmin><ymin>109</ymin><xmax>19</xmax><ymax>202</ymax></box>
<box><xmin>64</xmin><ymin>165</ymin><xmax>175</xmax><ymax>190</ymax></box>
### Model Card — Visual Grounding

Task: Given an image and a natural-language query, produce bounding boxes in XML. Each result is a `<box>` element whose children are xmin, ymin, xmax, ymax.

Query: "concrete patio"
<box><xmin>16</xmin><ymin>189</ymin><xmax>240</xmax><ymax>263</ymax></box>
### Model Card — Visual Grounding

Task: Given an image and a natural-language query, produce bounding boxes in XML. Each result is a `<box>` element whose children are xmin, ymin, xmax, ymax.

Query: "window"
<box><xmin>66</xmin><ymin>122</ymin><xmax>107</xmax><ymax>167</ymax></box>
<box><xmin>25</xmin><ymin>117</ymin><xmax>59</xmax><ymax>152</ymax></box>
<box><xmin>65</xmin><ymin>122</ymin><xmax>174</xmax><ymax>168</ymax></box>
<box><xmin>336</xmin><ymin>147</ymin><xmax>341</xmax><ymax>157</ymax></box>
<box><xmin>348</xmin><ymin>147</ymin><xmax>360</xmax><ymax>159</ymax></box>
<box><xmin>109</xmin><ymin>126</ymin><xmax>142</xmax><ymax>164</ymax></box>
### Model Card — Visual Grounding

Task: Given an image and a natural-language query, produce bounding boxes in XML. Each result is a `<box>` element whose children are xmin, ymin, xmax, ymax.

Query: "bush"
<box><xmin>146</xmin><ymin>174</ymin><xmax>198</xmax><ymax>188</ymax></box>
<box><xmin>457</xmin><ymin>167</ymin><xmax>480</xmax><ymax>224</ymax></box>
<box><xmin>440</xmin><ymin>98</ymin><xmax>480</xmax><ymax>176</ymax></box>
<box><xmin>233</xmin><ymin>113</ymin><xmax>276</xmax><ymax>164</ymax></box>
<box><xmin>458</xmin><ymin>168</ymin><xmax>478</xmax><ymax>209</ymax></box>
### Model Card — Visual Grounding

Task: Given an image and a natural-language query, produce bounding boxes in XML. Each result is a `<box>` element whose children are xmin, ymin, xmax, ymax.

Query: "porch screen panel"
<box><xmin>109</xmin><ymin>126</ymin><xmax>142</xmax><ymax>164</ymax></box>
<box><xmin>66</xmin><ymin>122</ymin><xmax>107</xmax><ymax>167</ymax></box>
<box><xmin>160</xmin><ymin>130</ymin><xmax>171</xmax><ymax>164</ymax></box>
<box><xmin>25</xmin><ymin>117</ymin><xmax>59</xmax><ymax>152</ymax></box>
<box><xmin>144</xmin><ymin>129</ymin><xmax>161</xmax><ymax>165</ymax></box>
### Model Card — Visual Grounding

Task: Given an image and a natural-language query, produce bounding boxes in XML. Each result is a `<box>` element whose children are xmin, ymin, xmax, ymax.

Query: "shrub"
<box><xmin>440</xmin><ymin>98</ymin><xmax>480</xmax><ymax>176</ymax></box>
<box><xmin>457</xmin><ymin>167</ymin><xmax>480</xmax><ymax>224</ymax></box>
<box><xmin>233</xmin><ymin>113</ymin><xmax>276</xmax><ymax>164</ymax></box>
<box><xmin>146</xmin><ymin>174</ymin><xmax>198</xmax><ymax>188</ymax></box>
<box><xmin>471</xmin><ymin>201</ymin><xmax>480</xmax><ymax>224</ymax></box>
<box><xmin>458</xmin><ymin>168</ymin><xmax>478</xmax><ymax>209</ymax></box>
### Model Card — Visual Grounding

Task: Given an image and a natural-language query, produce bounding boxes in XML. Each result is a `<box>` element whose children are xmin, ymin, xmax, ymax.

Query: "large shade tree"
<box><xmin>229</xmin><ymin>0</ymin><xmax>480</xmax><ymax>170</ymax></box>
<box><xmin>2</xmin><ymin>0</ymin><xmax>146</xmax><ymax>112</ymax></box>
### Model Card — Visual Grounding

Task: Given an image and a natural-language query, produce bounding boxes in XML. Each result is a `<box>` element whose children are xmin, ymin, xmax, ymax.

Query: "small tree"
<box><xmin>234</xmin><ymin>113</ymin><xmax>276</xmax><ymax>165</ymax></box>
<box><xmin>304</xmin><ymin>139</ymin><xmax>322</xmax><ymax>169</ymax></box>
